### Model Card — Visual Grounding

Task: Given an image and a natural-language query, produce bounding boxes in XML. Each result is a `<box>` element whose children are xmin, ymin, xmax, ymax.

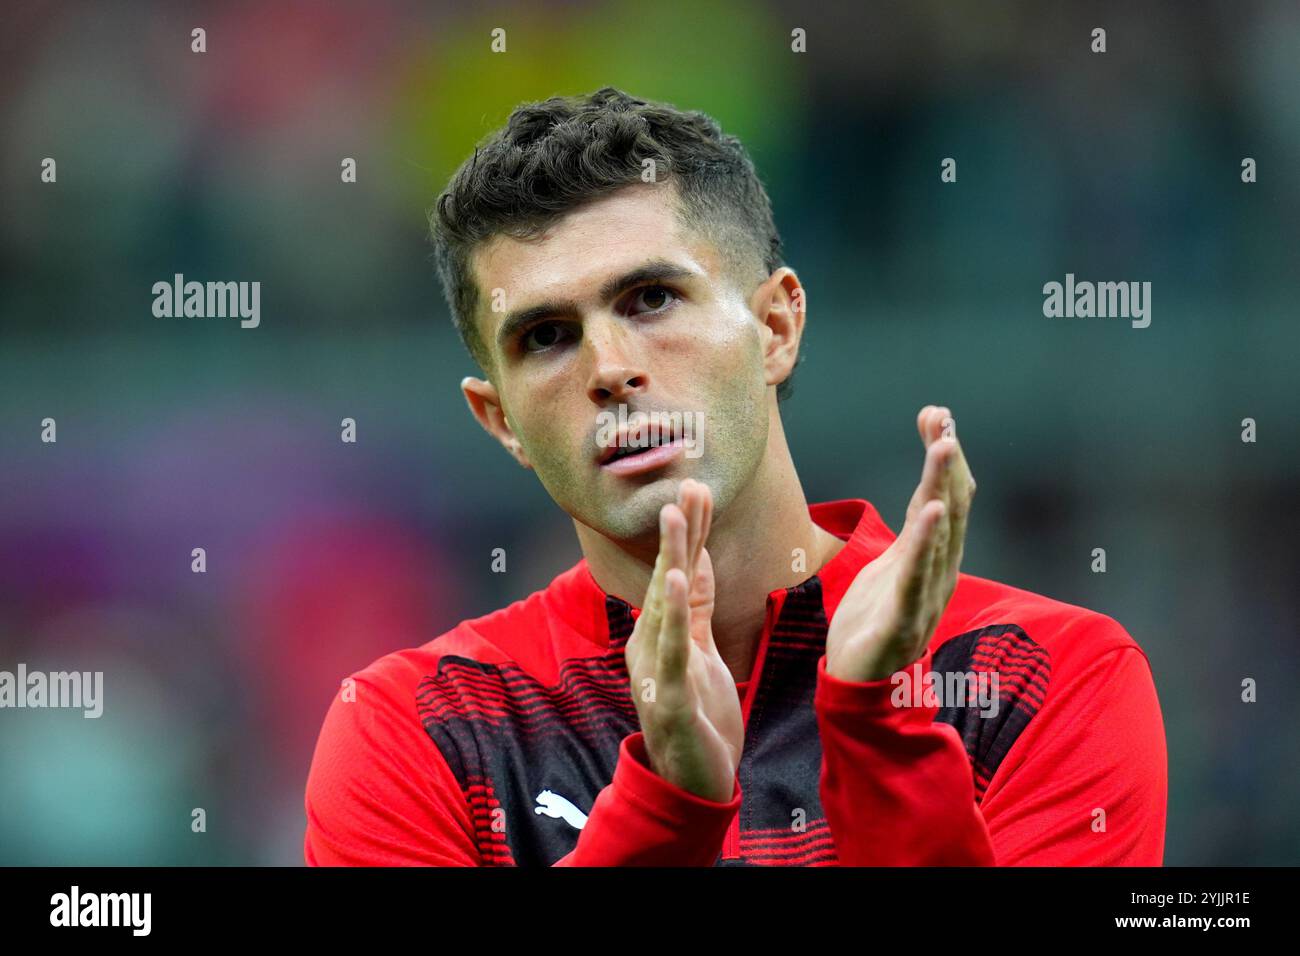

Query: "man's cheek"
<box><xmin>528</xmin><ymin>431</ymin><xmax>577</xmax><ymax>483</ymax></box>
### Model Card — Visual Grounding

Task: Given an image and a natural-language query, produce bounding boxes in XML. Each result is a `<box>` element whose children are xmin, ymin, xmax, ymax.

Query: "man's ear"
<box><xmin>461</xmin><ymin>376</ymin><xmax>533</xmax><ymax>469</ymax></box>
<box><xmin>751</xmin><ymin>267</ymin><xmax>804</xmax><ymax>391</ymax></box>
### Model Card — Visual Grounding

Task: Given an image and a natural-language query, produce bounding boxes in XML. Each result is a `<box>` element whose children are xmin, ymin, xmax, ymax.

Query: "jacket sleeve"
<box><xmin>813</xmin><ymin>638</ymin><xmax>1167</xmax><ymax>866</ymax></box>
<box><xmin>304</xmin><ymin>672</ymin><xmax>482</xmax><ymax>866</ymax></box>
<box><xmin>304</xmin><ymin>674</ymin><xmax>741</xmax><ymax>866</ymax></box>
<box><xmin>554</xmin><ymin>732</ymin><xmax>742</xmax><ymax>866</ymax></box>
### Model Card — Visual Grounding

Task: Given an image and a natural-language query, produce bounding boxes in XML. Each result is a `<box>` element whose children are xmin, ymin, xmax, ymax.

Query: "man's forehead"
<box><xmin>474</xmin><ymin>188</ymin><xmax>701</xmax><ymax>287</ymax></box>
<box><xmin>470</xmin><ymin>188</ymin><xmax>722</xmax><ymax>331</ymax></box>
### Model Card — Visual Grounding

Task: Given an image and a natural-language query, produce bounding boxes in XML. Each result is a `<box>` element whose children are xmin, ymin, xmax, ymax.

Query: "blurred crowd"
<box><xmin>1</xmin><ymin>0</ymin><xmax>1297</xmax><ymax>864</ymax></box>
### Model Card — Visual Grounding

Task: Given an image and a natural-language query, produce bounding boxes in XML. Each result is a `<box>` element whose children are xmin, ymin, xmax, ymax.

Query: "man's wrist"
<box><xmin>815</xmin><ymin>647</ymin><xmax>940</xmax><ymax>722</ymax></box>
<box><xmin>827</xmin><ymin>641</ymin><xmax>925</xmax><ymax>683</ymax></box>
<box><xmin>642</xmin><ymin>733</ymin><xmax>735</xmax><ymax>804</ymax></box>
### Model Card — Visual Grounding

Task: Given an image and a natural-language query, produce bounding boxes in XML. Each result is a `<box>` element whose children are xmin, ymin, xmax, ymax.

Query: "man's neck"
<box><xmin>576</xmin><ymin>416</ymin><xmax>847</xmax><ymax>684</ymax></box>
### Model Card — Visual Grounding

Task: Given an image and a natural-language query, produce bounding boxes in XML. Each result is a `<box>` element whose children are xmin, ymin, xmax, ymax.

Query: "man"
<box><xmin>303</xmin><ymin>87</ymin><xmax>1167</xmax><ymax>866</ymax></box>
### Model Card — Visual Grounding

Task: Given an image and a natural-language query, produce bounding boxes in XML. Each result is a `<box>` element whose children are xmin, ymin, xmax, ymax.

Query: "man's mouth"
<box><xmin>597</xmin><ymin>419</ymin><xmax>680</xmax><ymax>463</ymax></box>
<box><xmin>597</xmin><ymin>419</ymin><xmax>686</xmax><ymax>475</ymax></box>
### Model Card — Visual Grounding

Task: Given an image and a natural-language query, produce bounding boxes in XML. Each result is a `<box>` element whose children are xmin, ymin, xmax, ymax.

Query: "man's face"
<box><xmin>466</xmin><ymin>183</ymin><xmax>779</xmax><ymax>545</ymax></box>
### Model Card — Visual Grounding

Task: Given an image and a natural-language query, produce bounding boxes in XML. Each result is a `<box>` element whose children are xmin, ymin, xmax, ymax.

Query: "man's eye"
<box><xmin>627</xmin><ymin>285</ymin><xmax>677</xmax><ymax>315</ymax></box>
<box><xmin>521</xmin><ymin>322</ymin><xmax>573</xmax><ymax>353</ymax></box>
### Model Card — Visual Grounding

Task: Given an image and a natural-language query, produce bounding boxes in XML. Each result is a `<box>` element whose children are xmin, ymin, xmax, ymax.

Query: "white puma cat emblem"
<box><xmin>534</xmin><ymin>789</ymin><xmax>588</xmax><ymax>830</ymax></box>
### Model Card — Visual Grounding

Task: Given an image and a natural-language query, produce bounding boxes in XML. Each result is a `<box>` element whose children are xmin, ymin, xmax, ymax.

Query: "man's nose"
<box><xmin>584</xmin><ymin>322</ymin><xmax>649</xmax><ymax>404</ymax></box>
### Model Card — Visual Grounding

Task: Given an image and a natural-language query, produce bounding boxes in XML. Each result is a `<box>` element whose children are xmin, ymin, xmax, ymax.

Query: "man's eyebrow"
<box><xmin>493</xmin><ymin>259</ymin><xmax>700</xmax><ymax>350</ymax></box>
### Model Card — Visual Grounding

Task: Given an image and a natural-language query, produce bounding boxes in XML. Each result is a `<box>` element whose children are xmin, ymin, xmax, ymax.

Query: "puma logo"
<box><xmin>534</xmin><ymin>790</ymin><xmax>588</xmax><ymax>830</ymax></box>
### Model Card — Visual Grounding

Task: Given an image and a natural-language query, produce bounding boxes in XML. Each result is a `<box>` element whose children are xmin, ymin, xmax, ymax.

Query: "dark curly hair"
<box><xmin>429</xmin><ymin>87</ymin><xmax>796</xmax><ymax>401</ymax></box>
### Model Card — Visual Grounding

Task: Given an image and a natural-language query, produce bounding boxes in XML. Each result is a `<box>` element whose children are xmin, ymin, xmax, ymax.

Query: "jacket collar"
<box><xmin>550</xmin><ymin>499</ymin><xmax>898</xmax><ymax>648</ymax></box>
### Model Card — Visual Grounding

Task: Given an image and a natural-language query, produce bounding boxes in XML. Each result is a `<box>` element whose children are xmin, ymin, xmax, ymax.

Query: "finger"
<box><xmin>927</xmin><ymin>407</ymin><xmax>958</xmax><ymax>520</ymax></box>
<box><xmin>929</xmin><ymin>487</ymin><xmax>951</xmax><ymax>578</ymax></box>
<box><xmin>945</xmin><ymin>453</ymin><xmax>973</xmax><ymax>572</ymax></box>
<box><xmin>899</xmin><ymin>499</ymin><xmax>945</xmax><ymax>626</ymax></box>
<box><xmin>657</xmin><ymin>568</ymin><xmax>691</xmax><ymax>702</ymax></box>
<box><xmin>688</xmin><ymin>545</ymin><xmax>718</xmax><ymax>652</ymax></box>
<box><xmin>927</xmin><ymin>417</ymin><xmax>974</xmax><ymax>627</ymax></box>
<box><xmin>935</xmin><ymin>412</ymin><xmax>974</xmax><ymax>570</ymax></box>
<box><xmin>922</xmin><ymin>501</ymin><xmax>950</xmax><ymax>634</ymax></box>
<box><xmin>916</xmin><ymin>405</ymin><xmax>936</xmax><ymax>445</ymax></box>
<box><xmin>910</xmin><ymin>407</ymin><xmax>965</xmax><ymax>629</ymax></box>
<box><xmin>923</xmin><ymin>489</ymin><xmax>962</xmax><ymax>637</ymax></box>
<box><xmin>906</xmin><ymin>431</ymin><xmax>951</xmax><ymax>522</ymax></box>
<box><xmin>639</xmin><ymin>504</ymin><xmax>682</xmax><ymax>658</ymax></box>
<box><xmin>930</xmin><ymin>410</ymin><xmax>956</xmax><ymax>549</ymax></box>
<box><xmin>933</xmin><ymin>406</ymin><xmax>954</xmax><ymax>445</ymax></box>
<box><xmin>928</xmin><ymin>412</ymin><xmax>965</xmax><ymax>579</ymax></box>
<box><xmin>918</xmin><ymin>404</ymin><xmax>948</xmax><ymax>447</ymax></box>
<box><xmin>648</xmin><ymin>506</ymin><xmax>683</xmax><ymax>613</ymax></box>
<box><xmin>695</xmin><ymin>480</ymin><xmax>713</xmax><ymax>566</ymax></box>
<box><xmin>665</xmin><ymin>500</ymin><xmax>688</xmax><ymax>577</ymax></box>
<box><xmin>680</xmin><ymin>479</ymin><xmax>703</xmax><ymax>579</ymax></box>
<box><xmin>628</xmin><ymin>551</ymin><xmax>661</xmax><ymax>667</ymax></box>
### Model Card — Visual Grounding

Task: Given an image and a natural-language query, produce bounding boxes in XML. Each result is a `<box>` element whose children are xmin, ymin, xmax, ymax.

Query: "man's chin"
<box><xmin>588</xmin><ymin>476</ymin><xmax>685</xmax><ymax>544</ymax></box>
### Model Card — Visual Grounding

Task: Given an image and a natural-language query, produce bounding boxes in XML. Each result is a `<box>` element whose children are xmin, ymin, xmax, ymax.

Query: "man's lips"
<box><xmin>599</xmin><ymin>436</ymin><xmax>687</xmax><ymax>476</ymax></box>
<box><xmin>595</xmin><ymin>418</ymin><xmax>682</xmax><ymax>466</ymax></box>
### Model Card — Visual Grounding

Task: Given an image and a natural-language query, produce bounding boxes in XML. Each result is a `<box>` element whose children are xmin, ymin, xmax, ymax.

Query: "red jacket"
<box><xmin>304</xmin><ymin>499</ymin><xmax>1167</xmax><ymax>866</ymax></box>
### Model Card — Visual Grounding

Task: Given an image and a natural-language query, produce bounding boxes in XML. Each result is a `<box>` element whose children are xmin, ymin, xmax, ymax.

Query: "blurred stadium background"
<box><xmin>1</xmin><ymin>0</ymin><xmax>1297</xmax><ymax>864</ymax></box>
